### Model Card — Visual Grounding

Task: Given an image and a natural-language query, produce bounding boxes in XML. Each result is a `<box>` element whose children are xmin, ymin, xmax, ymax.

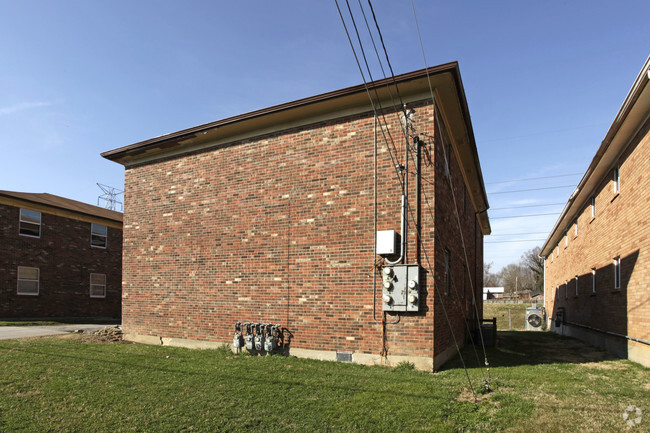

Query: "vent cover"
<box><xmin>336</xmin><ymin>351</ymin><xmax>353</xmax><ymax>362</ymax></box>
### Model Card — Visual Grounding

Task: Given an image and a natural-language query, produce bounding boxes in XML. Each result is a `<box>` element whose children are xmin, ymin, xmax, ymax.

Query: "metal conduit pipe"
<box><xmin>403</xmin><ymin>119</ymin><xmax>408</xmax><ymax>265</ymax></box>
<box><xmin>554</xmin><ymin>318</ymin><xmax>650</xmax><ymax>346</ymax></box>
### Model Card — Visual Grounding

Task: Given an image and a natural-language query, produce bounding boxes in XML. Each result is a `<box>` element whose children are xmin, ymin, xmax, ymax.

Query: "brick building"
<box><xmin>541</xmin><ymin>57</ymin><xmax>650</xmax><ymax>367</ymax></box>
<box><xmin>0</xmin><ymin>191</ymin><xmax>123</xmax><ymax>319</ymax></box>
<box><xmin>102</xmin><ymin>62</ymin><xmax>490</xmax><ymax>370</ymax></box>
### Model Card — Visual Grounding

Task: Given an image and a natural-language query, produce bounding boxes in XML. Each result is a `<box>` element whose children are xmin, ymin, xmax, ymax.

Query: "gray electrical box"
<box><xmin>381</xmin><ymin>264</ymin><xmax>420</xmax><ymax>312</ymax></box>
<box><xmin>376</xmin><ymin>230</ymin><xmax>400</xmax><ymax>256</ymax></box>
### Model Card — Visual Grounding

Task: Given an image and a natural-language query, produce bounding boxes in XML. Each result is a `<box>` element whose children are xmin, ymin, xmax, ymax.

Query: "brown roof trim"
<box><xmin>0</xmin><ymin>190</ymin><xmax>123</xmax><ymax>223</ymax></box>
<box><xmin>102</xmin><ymin>62</ymin><xmax>461</xmax><ymax>161</ymax></box>
<box><xmin>101</xmin><ymin>60</ymin><xmax>489</xmax><ymax>233</ymax></box>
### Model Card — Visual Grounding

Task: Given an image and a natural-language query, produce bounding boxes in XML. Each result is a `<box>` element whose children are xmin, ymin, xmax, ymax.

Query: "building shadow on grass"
<box><xmin>441</xmin><ymin>330</ymin><xmax>620</xmax><ymax>371</ymax></box>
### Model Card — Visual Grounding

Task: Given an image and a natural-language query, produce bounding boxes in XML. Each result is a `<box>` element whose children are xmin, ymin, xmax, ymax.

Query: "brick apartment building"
<box><xmin>102</xmin><ymin>62</ymin><xmax>490</xmax><ymax>370</ymax></box>
<box><xmin>0</xmin><ymin>191</ymin><xmax>123</xmax><ymax>319</ymax></box>
<box><xmin>541</xmin><ymin>57</ymin><xmax>650</xmax><ymax>367</ymax></box>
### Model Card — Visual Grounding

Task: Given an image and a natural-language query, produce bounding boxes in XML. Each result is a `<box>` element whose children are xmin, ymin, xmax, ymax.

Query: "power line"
<box><xmin>489</xmin><ymin>232</ymin><xmax>549</xmax><ymax>237</ymax></box>
<box><xmin>481</xmin><ymin>122</ymin><xmax>607</xmax><ymax>144</ymax></box>
<box><xmin>490</xmin><ymin>212</ymin><xmax>560</xmax><ymax>219</ymax></box>
<box><xmin>485</xmin><ymin>239</ymin><xmax>547</xmax><ymax>244</ymax></box>
<box><xmin>490</xmin><ymin>202</ymin><xmax>565</xmax><ymax>211</ymax></box>
<box><xmin>410</xmin><ymin>0</ymin><xmax>492</xmax><ymax>392</ymax></box>
<box><xmin>486</xmin><ymin>173</ymin><xmax>582</xmax><ymax>185</ymax></box>
<box><xmin>488</xmin><ymin>185</ymin><xmax>575</xmax><ymax>195</ymax></box>
<box><xmin>337</xmin><ymin>0</ymin><xmax>490</xmax><ymax>398</ymax></box>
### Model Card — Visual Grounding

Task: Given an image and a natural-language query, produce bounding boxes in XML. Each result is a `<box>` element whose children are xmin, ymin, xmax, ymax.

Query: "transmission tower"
<box><xmin>97</xmin><ymin>183</ymin><xmax>124</xmax><ymax>211</ymax></box>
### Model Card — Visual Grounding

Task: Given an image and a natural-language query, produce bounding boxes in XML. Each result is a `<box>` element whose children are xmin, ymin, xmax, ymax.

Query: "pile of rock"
<box><xmin>92</xmin><ymin>326</ymin><xmax>123</xmax><ymax>343</ymax></box>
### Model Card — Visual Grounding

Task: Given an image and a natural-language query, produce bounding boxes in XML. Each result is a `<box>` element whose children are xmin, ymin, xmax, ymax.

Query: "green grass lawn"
<box><xmin>483</xmin><ymin>303</ymin><xmax>540</xmax><ymax>330</ymax></box>
<box><xmin>0</xmin><ymin>317</ymin><xmax>120</xmax><ymax>327</ymax></box>
<box><xmin>0</xmin><ymin>332</ymin><xmax>648</xmax><ymax>432</ymax></box>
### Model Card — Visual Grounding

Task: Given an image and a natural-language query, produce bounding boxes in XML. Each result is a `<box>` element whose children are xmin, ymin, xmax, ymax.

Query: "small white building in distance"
<box><xmin>483</xmin><ymin>287</ymin><xmax>505</xmax><ymax>300</ymax></box>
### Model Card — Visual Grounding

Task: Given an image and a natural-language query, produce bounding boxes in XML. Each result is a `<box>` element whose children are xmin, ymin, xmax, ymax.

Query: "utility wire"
<box><xmin>486</xmin><ymin>173</ymin><xmax>582</xmax><ymax>185</ymax></box>
<box><xmin>338</xmin><ymin>0</ymin><xmax>487</xmax><ymax>399</ymax></box>
<box><xmin>488</xmin><ymin>185</ymin><xmax>575</xmax><ymax>195</ymax></box>
<box><xmin>485</xmin><ymin>239</ymin><xmax>547</xmax><ymax>243</ymax></box>
<box><xmin>490</xmin><ymin>202</ymin><xmax>565</xmax><ymax>211</ymax></box>
<box><xmin>411</xmin><ymin>0</ymin><xmax>491</xmax><ymax>395</ymax></box>
<box><xmin>489</xmin><ymin>232</ymin><xmax>549</xmax><ymax>237</ymax></box>
<box><xmin>490</xmin><ymin>212</ymin><xmax>560</xmax><ymax>219</ymax></box>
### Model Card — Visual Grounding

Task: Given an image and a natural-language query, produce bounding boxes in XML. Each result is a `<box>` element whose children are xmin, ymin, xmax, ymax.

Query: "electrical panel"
<box><xmin>381</xmin><ymin>264</ymin><xmax>420</xmax><ymax>312</ymax></box>
<box><xmin>376</xmin><ymin>230</ymin><xmax>400</xmax><ymax>256</ymax></box>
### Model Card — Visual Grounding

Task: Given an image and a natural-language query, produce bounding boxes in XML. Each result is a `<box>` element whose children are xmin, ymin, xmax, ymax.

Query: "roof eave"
<box><xmin>540</xmin><ymin>56</ymin><xmax>650</xmax><ymax>257</ymax></box>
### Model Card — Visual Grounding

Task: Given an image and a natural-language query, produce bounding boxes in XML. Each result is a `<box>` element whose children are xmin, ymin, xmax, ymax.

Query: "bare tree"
<box><xmin>520</xmin><ymin>246</ymin><xmax>544</xmax><ymax>292</ymax></box>
<box><xmin>483</xmin><ymin>262</ymin><xmax>501</xmax><ymax>287</ymax></box>
<box><xmin>499</xmin><ymin>263</ymin><xmax>535</xmax><ymax>294</ymax></box>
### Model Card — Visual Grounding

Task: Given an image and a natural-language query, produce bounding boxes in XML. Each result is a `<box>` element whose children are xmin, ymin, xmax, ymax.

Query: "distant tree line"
<box><xmin>484</xmin><ymin>246</ymin><xmax>543</xmax><ymax>294</ymax></box>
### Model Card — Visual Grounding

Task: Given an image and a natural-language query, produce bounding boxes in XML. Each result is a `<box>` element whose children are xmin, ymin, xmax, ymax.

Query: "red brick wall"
<box><xmin>430</xmin><ymin>119</ymin><xmax>483</xmax><ymax>356</ymax></box>
<box><xmin>0</xmin><ymin>204</ymin><xmax>122</xmax><ymax>318</ymax></box>
<box><xmin>122</xmin><ymin>100</ymin><xmax>483</xmax><ymax>362</ymax></box>
<box><xmin>545</xmin><ymin>116</ymin><xmax>650</xmax><ymax>345</ymax></box>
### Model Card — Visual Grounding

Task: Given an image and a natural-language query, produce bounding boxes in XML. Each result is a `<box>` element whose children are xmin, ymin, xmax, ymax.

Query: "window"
<box><xmin>591</xmin><ymin>196</ymin><xmax>596</xmax><ymax>218</ymax></box>
<box><xmin>613</xmin><ymin>166</ymin><xmax>620</xmax><ymax>193</ymax></box>
<box><xmin>90</xmin><ymin>273</ymin><xmax>106</xmax><ymax>298</ymax></box>
<box><xmin>574</xmin><ymin>220</ymin><xmax>578</xmax><ymax>237</ymax></box>
<box><xmin>575</xmin><ymin>275</ymin><xmax>579</xmax><ymax>296</ymax></box>
<box><xmin>91</xmin><ymin>224</ymin><xmax>108</xmax><ymax>248</ymax></box>
<box><xmin>444</xmin><ymin>139</ymin><xmax>451</xmax><ymax>178</ymax></box>
<box><xmin>565</xmin><ymin>281</ymin><xmax>568</xmax><ymax>299</ymax></box>
<box><xmin>17</xmin><ymin>266</ymin><xmax>39</xmax><ymax>295</ymax></box>
<box><xmin>444</xmin><ymin>249</ymin><xmax>451</xmax><ymax>295</ymax></box>
<box><xmin>19</xmin><ymin>209</ymin><xmax>41</xmax><ymax>237</ymax></box>
<box><xmin>462</xmin><ymin>265</ymin><xmax>467</xmax><ymax>298</ymax></box>
<box><xmin>614</xmin><ymin>257</ymin><xmax>621</xmax><ymax>289</ymax></box>
<box><xmin>592</xmin><ymin>268</ymin><xmax>596</xmax><ymax>293</ymax></box>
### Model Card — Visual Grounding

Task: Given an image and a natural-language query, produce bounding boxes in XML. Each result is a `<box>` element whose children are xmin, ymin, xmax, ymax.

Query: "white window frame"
<box><xmin>592</xmin><ymin>268</ymin><xmax>596</xmax><ymax>293</ymax></box>
<box><xmin>591</xmin><ymin>196</ymin><xmax>596</xmax><ymax>218</ymax></box>
<box><xmin>90</xmin><ymin>223</ymin><xmax>108</xmax><ymax>248</ymax></box>
<box><xmin>19</xmin><ymin>208</ymin><xmax>41</xmax><ymax>238</ymax></box>
<box><xmin>613</xmin><ymin>166</ymin><xmax>620</xmax><ymax>193</ymax></box>
<box><xmin>90</xmin><ymin>273</ymin><xmax>107</xmax><ymax>298</ymax></box>
<box><xmin>17</xmin><ymin>266</ymin><xmax>39</xmax><ymax>296</ymax></box>
<box><xmin>614</xmin><ymin>257</ymin><xmax>621</xmax><ymax>289</ymax></box>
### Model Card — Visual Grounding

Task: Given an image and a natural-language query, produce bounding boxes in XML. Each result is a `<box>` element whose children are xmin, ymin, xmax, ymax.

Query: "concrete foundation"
<box><xmin>123</xmin><ymin>333</ymin><xmax>437</xmax><ymax>371</ymax></box>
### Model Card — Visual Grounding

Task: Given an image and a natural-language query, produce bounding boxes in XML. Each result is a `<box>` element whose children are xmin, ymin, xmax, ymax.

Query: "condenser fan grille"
<box><xmin>527</xmin><ymin>313</ymin><xmax>542</xmax><ymax>328</ymax></box>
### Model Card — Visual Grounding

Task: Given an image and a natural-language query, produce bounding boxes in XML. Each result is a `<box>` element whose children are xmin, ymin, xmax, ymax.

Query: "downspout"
<box><xmin>403</xmin><ymin>129</ymin><xmax>408</xmax><ymax>265</ymax></box>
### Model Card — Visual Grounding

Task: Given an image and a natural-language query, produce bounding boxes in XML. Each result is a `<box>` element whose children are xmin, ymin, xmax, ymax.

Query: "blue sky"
<box><xmin>1</xmin><ymin>1</ymin><xmax>648</xmax><ymax>270</ymax></box>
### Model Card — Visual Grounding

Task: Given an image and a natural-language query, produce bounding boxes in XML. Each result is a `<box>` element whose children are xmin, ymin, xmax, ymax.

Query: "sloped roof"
<box><xmin>102</xmin><ymin>61</ymin><xmax>490</xmax><ymax>234</ymax></box>
<box><xmin>541</xmin><ymin>56</ymin><xmax>650</xmax><ymax>257</ymax></box>
<box><xmin>0</xmin><ymin>190</ymin><xmax>123</xmax><ymax>223</ymax></box>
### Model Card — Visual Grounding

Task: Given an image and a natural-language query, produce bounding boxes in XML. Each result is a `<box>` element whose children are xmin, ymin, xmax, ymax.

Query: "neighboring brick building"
<box><xmin>102</xmin><ymin>62</ymin><xmax>490</xmax><ymax>370</ymax></box>
<box><xmin>0</xmin><ymin>191</ymin><xmax>123</xmax><ymax>319</ymax></box>
<box><xmin>541</xmin><ymin>57</ymin><xmax>650</xmax><ymax>367</ymax></box>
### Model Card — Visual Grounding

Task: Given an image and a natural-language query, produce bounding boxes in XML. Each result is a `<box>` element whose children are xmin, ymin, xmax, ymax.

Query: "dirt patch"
<box><xmin>456</xmin><ymin>388</ymin><xmax>495</xmax><ymax>404</ymax></box>
<box><xmin>580</xmin><ymin>361</ymin><xmax>627</xmax><ymax>370</ymax></box>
